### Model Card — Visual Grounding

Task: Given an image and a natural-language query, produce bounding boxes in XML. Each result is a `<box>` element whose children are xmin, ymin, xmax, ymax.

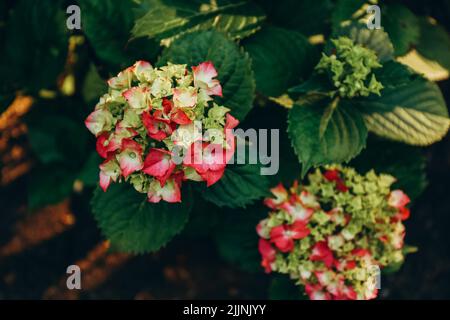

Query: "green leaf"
<box><xmin>288</xmin><ymin>99</ymin><xmax>368</xmax><ymax>176</ymax></box>
<box><xmin>255</xmin><ymin>0</ymin><xmax>333</xmax><ymax>36</ymax></box>
<box><xmin>331</xmin><ymin>0</ymin><xmax>367</xmax><ymax>30</ymax></box>
<box><xmin>200</xmin><ymin>163</ymin><xmax>271</xmax><ymax>208</ymax></box>
<box><xmin>0</xmin><ymin>0</ymin><xmax>68</xmax><ymax>94</ymax></box>
<box><xmin>382</xmin><ymin>4</ymin><xmax>420</xmax><ymax>57</ymax></box>
<box><xmin>77</xmin><ymin>152</ymin><xmax>102</xmax><ymax>188</ymax></box>
<box><xmin>27</xmin><ymin>114</ymin><xmax>89</xmax><ymax>166</ymax></box>
<box><xmin>183</xmin><ymin>195</ymin><xmax>221</xmax><ymax>237</ymax></box>
<box><xmin>268</xmin><ymin>275</ymin><xmax>305</xmax><ymax>300</ymax></box>
<box><xmin>243</xmin><ymin>26</ymin><xmax>318</xmax><ymax>97</ymax></box>
<box><xmin>351</xmin><ymin>137</ymin><xmax>428</xmax><ymax>201</ymax></box>
<box><xmin>132</xmin><ymin>0</ymin><xmax>265</xmax><ymax>42</ymax></box>
<box><xmin>239</xmin><ymin>103</ymin><xmax>301</xmax><ymax>186</ymax></box>
<box><xmin>158</xmin><ymin>30</ymin><xmax>255</xmax><ymax>121</ymax></box>
<box><xmin>416</xmin><ymin>17</ymin><xmax>450</xmax><ymax>71</ymax></box>
<box><xmin>214</xmin><ymin>204</ymin><xmax>267</xmax><ymax>273</ymax></box>
<box><xmin>91</xmin><ymin>183</ymin><xmax>192</xmax><ymax>254</ymax></box>
<box><xmin>28</xmin><ymin>166</ymin><xmax>76</xmax><ymax>209</ymax></box>
<box><xmin>332</xmin><ymin>22</ymin><xmax>394</xmax><ymax>62</ymax></box>
<box><xmin>82</xmin><ymin>64</ymin><xmax>108</xmax><ymax>105</ymax></box>
<box><xmin>356</xmin><ymin>62</ymin><xmax>450</xmax><ymax>146</ymax></box>
<box><xmin>78</xmin><ymin>0</ymin><xmax>160</xmax><ymax>73</ymax></box>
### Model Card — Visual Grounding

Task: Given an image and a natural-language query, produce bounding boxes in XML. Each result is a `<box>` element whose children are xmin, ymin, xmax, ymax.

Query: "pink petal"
<box><xmin>117</xmin><ymin>139</ymin><xmax>143</xmax><ymax>178</ymax></box>
<box><xmin>133</xmin><ymin>60</ymin><xmax>152</xmax><ymax>80</ymax></box>
<box><xmin>388</xmin><ymin>190</ymin><xmax>410</xmax><ymax>208</ymax></box>
<box><xmin>173</xmin><ymin>88</ymin><xmax>197</xmax><ymax>108</ymax></box>
<box><xmin>225</xmin><ymin>113</ymin><xmax>239</xmax><ymax>129</ymax></box>
<box><xmin>263</xmin><ymin>183</ymin><xmax>288</xmax><ymax>209</ymax></box>
<box><xmin>192</xmin><ymin>61</ymin><xmax>218</xmax><ymax>82</ymax></box>
<box><xmin>143</xmin><ymin>148</ymin><xmax>176</xmax><ymax>186</ymax></box>
<box><xmin>107</xmin><ymin>67</ymin><xmax>134</xmax><ymax>89</ymax></box>
<box><xmin>96</xmin><ymin>133</ymin><xmax>111</xmax><ymax>159</ymax></box>
<box><xmin>258</xmin><ymin>238</ymin><xmax>276</xmax><ymax>260</ymax></box>
<box><xmin>289</xmin><ymin>221</ymin><xmax>311</xmax><ymax>239</ymax></box>
<box><xmin>192</xmin><ymin>61</ymin><xmax>223</xmax><ymax>97</ymax></box>
<box><xmin>85</xmin><ymin>109</ymin><xmax>113</xmax><ymax>136</ymax></box>
<box><xmin>206</xmin><ymin>81</ymin><xmax>223</xmax><ymax>97</ymax></box>
<box><xmin>99</xmin><ymin>171</ymin><xmax>111</xmax><ymax>192</ymax></box>
<box><xmin>160</xmin><ymin>179</ymin><xmax>182</xmax><ymax>203</ymax></box>
<box><xmin>142</xmin><ymin>111</ymin><xmax>174</xmax><ymax>141</ymax></box>
<box><xmin>122</xmin><ymin>87</ymin><xmax>148</xmax><ymax>110</ymax></box>
<box><xmin>199</xmin><ymin>167</ymin><xmax>225</xmax><ymax>187</ymax></box>
<box><xmin>170</xmin><ymin>108</ymin><xmax>192</xmax><ymax>125</ymax></box>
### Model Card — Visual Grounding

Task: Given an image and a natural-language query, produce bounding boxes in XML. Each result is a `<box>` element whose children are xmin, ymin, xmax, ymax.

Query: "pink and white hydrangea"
<box><xmin>85</xmin><ymin>60</ymin><xmax>238</xmax><ymax>203</ymax></box>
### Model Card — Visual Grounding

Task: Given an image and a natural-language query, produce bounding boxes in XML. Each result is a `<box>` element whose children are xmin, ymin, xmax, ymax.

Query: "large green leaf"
<box><xmin>78</xmin><ymin>0</ymin><xmax>160</xmax><ymax>73</ymax></box>
<box><xmin>239</xmin><ymin>102</ymin><xmax>301</xmax><ymax>186</ymax></box>
<box><xmin>288</xmin><ymin>99</ymin><xmax>368</xmax><ymax>176</ymax></box>
<box><xmin>158</xmin><ymin>30</ymin><xmax>255</xmax><ymax>121</ymax></box>
<box><xmin>132</xmin><ymin>0</ymin><xmax>265</xmax><ymax>42</ymax></box>
<box><xmin>356</xmin><ymin>63</ymin><xmax>450</xmax><ymax>146</ymax></box>
<box><xmin>82</xmin><ymin>64</ymin><xmax>108</xmax><ymax>105</ymax></box>
<box><xmin>27</xmin><ymin>114</ymin><xmax>89</xmax><ymax>166</ymax></box>
<box><xmin>416</xmin><ymin>17</ymin><xmax>450</xmax><ymax>71</ymax></box>
<box><xmin>243</xmin><ymin>26</ymin><xmax>318</xmax><ymax>97</ymax></box>
<box><xmin>268</xmin><ymin>275</ymin><xmax>305</xmax><ymax>300</ymax></box>
<box><xmin>332</xmin><ymin>22</ymin><xmax>394</xmax><ymax>62</ymax></box>
<box><xmin>200</xmin><ymin>163</ymin><xmax>271</xmax><ymax>208</ymax></box>
<box><xmin>254</xmin><ymin>0</ymin><xmax>333</xmax><ymax>36</ymax></box>
<box><xmin>331</xmin><ymin>0</ymin><xmax>366</xmax><ymax>30</ymax></box>
<box><xmin>214</xmin><ymin>204</ymin><xmax>267</xmax><ymax>273</ymax></box>
<box><xmin>0</xmin><ymin>0</ymin><xmax>68</xmax><ymax>94</ymax></box>
<box><xmin>77</xmin><ymin>152</ymin><xmax>102</xmax><ymax>188</ymax></box>
<box><xmin>382</xmin><ymin>4</ymin><xmax>420</xmax><ymax>57</ymax></box>
<box><xmin>351</xmin><ymin>137</ymin><xmax>428</xmax><ymax>201</ymax></box>
<box><xmin>91</xmin><ymin>183</ymin><xmax>192</xmax><ymax>254</ymax></box>
<box><xmin>28</xmin><ymin>166</ymin><xmax>77</xmax><ymax>209</ymax></box>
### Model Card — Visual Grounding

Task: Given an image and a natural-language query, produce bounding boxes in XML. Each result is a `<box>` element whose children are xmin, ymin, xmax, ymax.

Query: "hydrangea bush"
<box><xmin>257</xmin><ymin>166</ymin><xmax>410</xmax><ymax>300</ymax></box>
<box><xmin>14</xmin><ymin>0</ymin><xmax>450</xmax><ymax>300</ymax></box>
<box><xmin>85</xmin><ymin>61</ymin><xmax>239</xmax><ymax>203</ymax></box>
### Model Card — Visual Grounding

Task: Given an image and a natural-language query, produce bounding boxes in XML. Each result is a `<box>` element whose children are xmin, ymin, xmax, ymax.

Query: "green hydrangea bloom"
<box><xmin>316</xmin><ymin>37</ymin><xmax>384</xmax><ymax>98</ymax></box>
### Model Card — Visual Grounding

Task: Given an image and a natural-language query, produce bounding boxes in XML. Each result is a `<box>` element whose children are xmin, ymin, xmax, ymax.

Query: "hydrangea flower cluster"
<box><xmin>316</xmin><ymin>37</ymin><xmax>384</xmax><ymax>98</ymax></box>
<box><xmin>257</xmin><ymin>166</ymin><xmax>411</xmax><ymax>300</ymax></box>
<box><xmin>85</xmin><ymin>60</ymin><xmax>239</xmax><ymax>203</ymax></box>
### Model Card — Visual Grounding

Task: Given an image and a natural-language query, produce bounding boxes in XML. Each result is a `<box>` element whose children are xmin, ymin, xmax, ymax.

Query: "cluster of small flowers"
<box><xmin>316</xmin><ymin>37</ymin><xmax>384</xmax><ymax>98</ymax></box>
<box><xmin>256</xmin><ymin>166</ymin><xmax>410</xmax><ymax>300</ymax></box>
<box><xmin>85</xmin><ymin>60</ymin><xmax>238</xmax><ymax>203</ymax></box>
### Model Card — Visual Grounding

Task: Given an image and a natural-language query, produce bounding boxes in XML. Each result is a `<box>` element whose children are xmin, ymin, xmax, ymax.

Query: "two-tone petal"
<box><xmin>123</xmin><ymin>86</ymin><xmax>149</xmax><ymax>112</ymax></box>
<box><xmin>258</xmin><ymin>238</ymin><xmax>276</xmax><ymax>273</ymax></box>
<box><xmin>310</xmin><ymin>241</ymin><xmax>335</xmax><ymax>268</ymax></box>
<box><xmin>143</xmin><ymin>148</ymin><xmax>176</xmax><ymax>186</ymax></box>
<box><xmin>116</xmin><ymin>139</ymin><xmax>143</xmax><ymax>178</ymax></box>
<box><xmin>142</xmin><ymin>111</ymin><xmax>175</xmax><ymax>141</ymax></box>
<box><xmin>192</xmin><ymin>61</ymin><xmax>223</xmax><ymax>97</ymax></box>
<box><xmin>85</xmin><ymin>108</ymin><xmax>115</xmax><ymax>136</ymax></box>
<box><xmin>263</xmin><ymin>183</ymin><xmax>289</xmax><ymax>210</ymax></box>
<box><xmin>107</xmin><ymin>67</ymin><xmax>134</xmax><ymax>90</ymax></box>
<box><xmin>133</xmin><ymin>60</ymin><xmax>153</xmax><ymax>82</ymax></box>
<box><xmin>99</xmin><ymin>157</ymin><xmax>121</xmax><ymax>192</ymax></box>
<box><xmin>388</xmin><ymin>190</ymin><xmax>410</xmax><ymax>209</ymax></box>
<box><xmin>172</xmin><ymin>87</ymin><xmax>198</xmax><ymax>108</ymax></box>
<box><xmin>147</xmin><ymin>178</ymin><xmax>181</xmax><ymax>203</ymax></box>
